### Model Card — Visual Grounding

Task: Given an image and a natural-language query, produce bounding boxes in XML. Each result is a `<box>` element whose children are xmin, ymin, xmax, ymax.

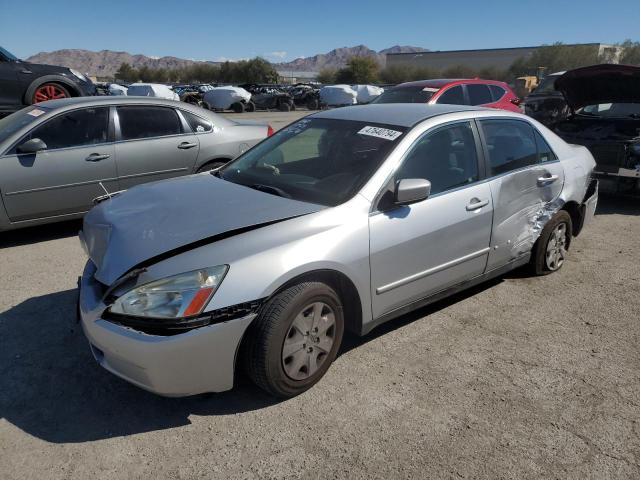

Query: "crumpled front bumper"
<box><xmin>78</xmin><ymin>261</ymin><xmax>255</xmax><ymax>397</ymax></box>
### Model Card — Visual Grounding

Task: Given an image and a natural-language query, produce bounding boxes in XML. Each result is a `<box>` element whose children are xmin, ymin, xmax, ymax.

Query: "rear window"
<box><xmin>489</xmin><ymin>85</ymin><xmax>506</xmax><ymax>101</ymax></box>
<box><xmin>373</xmin><ymin>86</ymin><xmax>435</xmax><ymax>104</ymax></box>
<box><xmin>182</xmin><ymin>110</ymin><xmax>213</xmax><ymax>133</ymax></box>
<box><xmin>117</xmin><ymin>106</ymin><xmax>182</xmax><ymax>140</ymax></box>
<box><xmin>467</xmin><ymin>84</ymin><xmax>493</xmax><ymax>106</ymax></box>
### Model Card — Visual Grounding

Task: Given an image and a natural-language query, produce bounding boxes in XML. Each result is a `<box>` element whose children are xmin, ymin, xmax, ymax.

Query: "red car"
<box><xmin>373</xmin><ymin>79</ymin><xmax>522</xmax><ymax>112</ymax></box>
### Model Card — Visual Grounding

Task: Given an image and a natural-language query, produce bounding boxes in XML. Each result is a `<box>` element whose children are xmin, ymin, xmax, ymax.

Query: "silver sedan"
<box><xmin>0</xmin><ymin>96</ymin><xmax>270</xmax><ymax>231</ymax></box>
<box><xmin>78</xmin><ymin>103</ymin><xmax>598</xmax><ymax>398</ymax></box>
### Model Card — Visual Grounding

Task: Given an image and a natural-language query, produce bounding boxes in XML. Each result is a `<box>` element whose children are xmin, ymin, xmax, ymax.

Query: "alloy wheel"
<box><xmin>545</xmin><ymin>222</ymin><xmax>568</xmax><ymax>271</ymax></box>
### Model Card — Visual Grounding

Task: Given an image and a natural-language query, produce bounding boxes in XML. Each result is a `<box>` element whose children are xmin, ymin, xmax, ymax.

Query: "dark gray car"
<box><xmin>0</xmin><ymin>96</ymin><xmax>270</xmax><ymax>231</ymax></box>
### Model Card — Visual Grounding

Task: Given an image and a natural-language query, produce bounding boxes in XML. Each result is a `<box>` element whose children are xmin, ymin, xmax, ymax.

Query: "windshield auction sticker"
<box><xmin>27</xmin><ymin>109</ymin><xmax>46</xmax><ymax>117</ymax></box>
<box><xmin>358</xmin><ymin>126</ymin><xmax>403</xmax><ymax>141</ymax></box>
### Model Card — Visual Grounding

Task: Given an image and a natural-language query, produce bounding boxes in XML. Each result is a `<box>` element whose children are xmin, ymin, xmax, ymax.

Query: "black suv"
<box><xmin>0</xmin><ymin>46</ymin><xmax>96</xmax><ymax>115</ymax></box>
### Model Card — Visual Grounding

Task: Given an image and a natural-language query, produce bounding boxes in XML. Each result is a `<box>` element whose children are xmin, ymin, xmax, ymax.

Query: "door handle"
<box><xmin>20</xmin><ymin>69</ymin><xmax>32</xmax><ymax>74</ymax></box>
<box><xmin>85</xmin><ymin>153</ymin><xmax>110</xmax><ymax>162</ymax></box>
<box><xmin>466</xmin><ymin>198</ymin><xmax>489</xmax><ymax>211</ymax></box>
<box><xmin>178</xmin><ymin>142</ymin><xmax>198</xmax><ymax>149</ymax></box>
<box><xmin>537</xmin><ymin>174</ymin><xmax>559</xmax><ymax>186</ymax></box>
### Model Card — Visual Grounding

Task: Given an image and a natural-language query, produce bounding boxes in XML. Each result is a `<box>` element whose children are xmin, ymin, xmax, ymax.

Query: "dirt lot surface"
<box><xmin>1</xmin><ymin>110</ymin><xmax>639</xmax><ymax>479</ymax></box>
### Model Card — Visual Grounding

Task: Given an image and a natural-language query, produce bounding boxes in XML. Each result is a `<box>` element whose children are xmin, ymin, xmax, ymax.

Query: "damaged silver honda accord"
<box><xmin>78</xmin><ymin>103</ymin><xmax>598</xmax><ymax>398</ymax></box>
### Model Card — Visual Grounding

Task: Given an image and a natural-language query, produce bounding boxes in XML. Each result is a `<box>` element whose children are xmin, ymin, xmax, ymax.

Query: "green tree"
<box><xmin>509</xmin><ymin>42</ymin><xmax>601</xmax><ymax>77</ymax></box>
<box><xmin>620</xmin><ymin>40</ymin><xmax>640</xmax><ymax>65</ymax></box>
<box><xmin>317</xmin><ymin>68</ymin><xmax>337</xmax><ymax>84</ymax></box>
<box><xmin>336</xmin><ymin>56</ymin><xmax>380</xmax><ymax>84</ymax></box>
<box><xmin>115</xmin><ymin>62</ymin><xmax>138</xmax><ymax>82</ymax></box>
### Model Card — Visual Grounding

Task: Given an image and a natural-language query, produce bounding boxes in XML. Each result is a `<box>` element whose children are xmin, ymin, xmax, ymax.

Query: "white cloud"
<box><xmin>213</xmin><ymin>56</ymin><xmax>249</xmax><ymax>62</ymax></box>
<box><xmin>266</xmin><ymin>51</ymin><xmax>287</xmax><ymax>60</ymax></box>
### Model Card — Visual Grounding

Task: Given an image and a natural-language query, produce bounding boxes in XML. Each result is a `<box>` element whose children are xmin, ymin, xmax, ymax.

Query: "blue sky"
<box><xmin>1</xmin><ymin>0</ymin><xmax>638</xmax><ymax>62</ymax></box>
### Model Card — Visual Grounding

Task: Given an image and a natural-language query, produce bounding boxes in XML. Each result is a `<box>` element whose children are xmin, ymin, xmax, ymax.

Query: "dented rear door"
<box><xmin>478</xmin><ymin>119</ymin><xmax>564</xmax><ymax>271</ymax></box>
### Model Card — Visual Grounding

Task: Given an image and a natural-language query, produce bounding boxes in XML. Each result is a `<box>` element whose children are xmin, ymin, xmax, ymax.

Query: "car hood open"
<box><xmin>82</xmin><ymin>174</ymin><xmax>324</xmax><ymax>286</ymax></box>
<box><xmin>555</xmin><ymin>64</ymin><xmax>640</xmax><ymax>111</ymax></box>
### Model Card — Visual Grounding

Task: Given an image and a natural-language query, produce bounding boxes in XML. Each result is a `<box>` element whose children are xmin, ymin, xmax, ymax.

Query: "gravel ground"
<box><xmin>0</xmin><ymin>111</ymin><xmax>639</xmax><ymax>478</ymax></box>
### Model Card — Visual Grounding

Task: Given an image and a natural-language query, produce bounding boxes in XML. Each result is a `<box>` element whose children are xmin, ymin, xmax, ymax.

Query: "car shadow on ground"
<box><xmin>595</xmin><ymin>193</ymin><xmax>640</xmax><ymax>216</ymax></box>
<box><xmin>0</xmin><ymin>219</ymin><xmax>82</xmax><ymax>248</ymax></box>
<box><xmin>0</xmin><ymin>278</ymin><xmax>501</xmax><ymax>444</ymax></box>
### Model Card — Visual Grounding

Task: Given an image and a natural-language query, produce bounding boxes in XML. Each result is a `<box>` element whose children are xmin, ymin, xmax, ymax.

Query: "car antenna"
<box><xmin>98</xmin><ymin>181</ymin><xmax>112</xmax><ymax>199</ymax></box>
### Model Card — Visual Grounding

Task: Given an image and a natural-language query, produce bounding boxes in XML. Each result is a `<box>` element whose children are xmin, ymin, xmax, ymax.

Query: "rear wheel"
<box><xmin>196</xmin><ymin>160</ymin><xmax>226</xmax><ymax>173</ymax></box>
<box><xmin>278</xmin><ymin>101</ymin><xmax>291</xmax><ymax>112</ymax></box>
<box><xmin>231</xmin><ymin>102</ymin><xmax>245</xmax><ymax>113</ymax></box>
<box><xmin>246</xmin><ymin>101</ymin><xmax>256</xmax><ymax>112</ymax></box>
<box><xmin>244</xmin><ymin>282</ymin><xmax>344</xmax><ymax>398</ymax></box>
<box><xmin>306</xmin><ymin>98</ymin><xmax>319</xmax><ymax>110</ymax></box>
<box><xmin>530</xmin><ymin>210</ymin><xmax>572</xmax><ymax>275</ymax></box>
<box><xmin>31</xmin><ymin>83</ymin><xmax>70</xmax><ymax>104</ymax></box>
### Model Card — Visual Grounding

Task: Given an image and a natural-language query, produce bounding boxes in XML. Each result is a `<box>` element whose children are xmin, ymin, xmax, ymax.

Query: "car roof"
<box><xmin>37</xmin><ymin>96</ymin><xmax>185</xmax><ymax>109</ymax></box>
<box><xmin>394</xmin><ymin>78</ymin><xmax>508</xmax><ymax>90</ymax></box>
<box><xmin>311</xmin><ymin>103</ymin><xmax>485</xmax><ymax>127</ymax></box>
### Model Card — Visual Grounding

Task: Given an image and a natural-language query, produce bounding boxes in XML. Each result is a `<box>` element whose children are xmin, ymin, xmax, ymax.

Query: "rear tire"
<box><xmin>196</xmin><ymin>160</ymin><xmax>226</xmax><ymax>173</ymax></box>
<box><xmin>306</xmin><ymin>98</ymin><xmax>319</xmax><ymax>110</ymax></box>
<box><xmin>244</xmin><ymin>282</ymin><xmax>344</xmax><ymax>398</ymax></box>
<box><xmin>529</xmin><ymin>210</ymin><xmax>572</xmax><ymax>276</ymax></box>
<box><xmin>278</xmin><ymin>102</ymin><xmax>291</xmax><ymax>112</ymax></box>
<box><xmin>246</xmin><ymin>101</ymin><xmax>256</xmax><ymax>112</ymax></box>
<box><xmin>231</xmin><ymin>102</ymin><xmax>245</xmax><ymax>113</ymax></box>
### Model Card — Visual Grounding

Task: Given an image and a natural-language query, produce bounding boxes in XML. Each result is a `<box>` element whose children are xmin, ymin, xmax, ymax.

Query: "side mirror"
<box><xmin>17</xmin><ymin>138</ymin><xmax>47</xmax><ymax>154</ymax></box>
<box><xmin>395</xmin><ymin>178</ymin><xmax>431</xmax><ymax>205</ymax></box>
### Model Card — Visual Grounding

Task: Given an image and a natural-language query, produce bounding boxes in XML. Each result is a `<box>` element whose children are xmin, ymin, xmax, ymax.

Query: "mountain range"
<box><xmin>25</xmin><ymin>45</ymin><xmax>428</xmax><ymax>78</ymax></box>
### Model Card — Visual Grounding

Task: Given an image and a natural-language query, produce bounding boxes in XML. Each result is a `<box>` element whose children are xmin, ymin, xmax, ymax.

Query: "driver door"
<box><xmin>369</xmin><ymin>121</ymin><xmax>493</xmax><ymax>319</ymax></box>
<box><xmin>0</xmin><ymin>106</ymin><xmax>118</xmax><ymax>222</ymax></box>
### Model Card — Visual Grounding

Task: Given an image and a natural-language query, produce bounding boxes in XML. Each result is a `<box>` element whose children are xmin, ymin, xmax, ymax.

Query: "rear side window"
<box><xmin>534</xmin><ymin>129</ymin><xmax>557</xmax><ymax>163</ymax></box>
<box><xmin>182</xmin><ymin>110</ymin><xmax>213</xmax><ymax>133</ymax></box>
<box><xmin>117</xmin><ymin>106</ymin><xmax>182</xmax><ymax>140</ymax></box>
<box><xmin>480</xmin><ymin>120</ymin><xmax>537</xmax><ymax>176</ymax></box>
<box><xmin>22</xmin><ymin>107</ymin><xmax>109</xmax><ymax>150</ymax></box>
<box><xmin>467</xmin><ymin>84</ymin><xmax>493</xmax><ymax>106</ymax></box>
<box><xmin>396</xmin><ymin>121</ymin><xmax>479</xmax><ymax>195</ymax></box>
<box><xmin>436</xmin><ymin>86</ymin><xmax>465</xmax><ymax>105</ymax></box>
<box><xmin>489</xmin><ymin>85</ymin><xmax>506</xmax><ymax>101</ymax></box>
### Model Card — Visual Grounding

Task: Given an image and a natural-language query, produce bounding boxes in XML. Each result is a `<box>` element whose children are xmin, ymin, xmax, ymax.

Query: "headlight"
<box><xmin>69</xmin><ymin>68</ymin><xmax>88</xmax><ymax>82</ymax></box>
<box><xmin>110</xmin><ymin>266</ymin><xmax>228</xmax><ymax>319</ymax></box>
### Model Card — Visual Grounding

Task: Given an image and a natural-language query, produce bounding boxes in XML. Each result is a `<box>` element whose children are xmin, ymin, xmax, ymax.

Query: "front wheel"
<box><xmin>244</xmin><ymin>282</ymin><xmax>344</xmax><ymax>398</ymax></box>
<box><xmin>231</xmin><ymin>102</ymin><xmax>245</xmax><ymax>113</ymax></box>
<box><xmin>31</xmin><ymin>83</ymin><xmax>70</xmax><ymax>104</ymax></box>
<box><xmin>530</xmin><ymin>210</ymin><xmax>572</xmax><ymax>275</ymax></box>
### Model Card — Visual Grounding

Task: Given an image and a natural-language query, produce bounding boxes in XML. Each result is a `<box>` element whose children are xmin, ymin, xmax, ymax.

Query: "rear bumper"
<box><xmin>79</xmin><ymin>261</ymin><xmax>255</xmax><ymax>397</ymax></box>
<box><xmin>582</xmin><ymin>179</ymin><xmax>598</xmax><ymax>229</ymax></box>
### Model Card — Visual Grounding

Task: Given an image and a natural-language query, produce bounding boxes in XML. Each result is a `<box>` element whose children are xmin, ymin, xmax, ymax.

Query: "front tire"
<box><xmin>244</xmin><ymin>282</ymin><xmax>344</xmax><ymax>398</ymax></box>
<box><xmin>530</xmin><ymin>210</ymin><xmax>572</xmax><ymax>275</ymax></box>
<box><xmin>31</xmin><ymin>83</ymin><xmax>70</xmax><ymax>104</ymax></box>
<box><xmin>231</xmin><ymin>102</ymin><xmax>245</xmax><ymax>113</ymax></box>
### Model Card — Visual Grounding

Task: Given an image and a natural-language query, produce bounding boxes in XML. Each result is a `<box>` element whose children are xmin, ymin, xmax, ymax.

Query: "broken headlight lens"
<box><xmin>110</xmin><ymin>266</ymin><xmax>228</xmax><ymax>319</ymax></box>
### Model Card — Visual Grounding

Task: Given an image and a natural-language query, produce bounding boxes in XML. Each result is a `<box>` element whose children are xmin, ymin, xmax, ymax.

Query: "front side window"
<box><xmin>221</xmin><ymin>118</ymin><xmax>407</xmax><ymax>206</ymax></box>
<box><xmin>182</xmin><ymin>110</ymin><xmax>213</xmax><ymax>133</ymax></box>
<box><xmin>480</xmin><ymin>120</ymin><xmax>537</xmax><ymax>176</ymax></box>
<box><xmin>117</xmin><ymin>106</ymin><xmax>182</xmax><ymax>140</ymax></box>
<box><xmin>396</xmin><ymin>122</ymin><xmax>479</xmax><ymax>195</ymax></box>
<box><xmin>436</xmin><ymin>86</ymin><xmax>465</xmax><ymax>105</ymax></box>
<box><xmin>21</xmin><ymin>107</ymin><xmax>108</xmax><ymax>151</ymax></box>
<box><xmin>373</xmin><ymin>86</ymin><xmax>435</xmax><ymax>104</ymax></box>
<box><xmin>467</xmin><ymin>84</ymin><xmax>493</xmax><ymax>106</ymax></box>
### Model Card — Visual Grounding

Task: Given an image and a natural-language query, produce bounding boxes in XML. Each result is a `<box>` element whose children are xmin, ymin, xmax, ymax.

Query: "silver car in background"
<box><xmin>78</xmin><ymin>104</ymin><xmax>598</xmax><ymax>398</ymax></box>
<box><xmin>0</xmin><ymin>97</ymin><xmax>270</xmax><ymax>231</ymax></box>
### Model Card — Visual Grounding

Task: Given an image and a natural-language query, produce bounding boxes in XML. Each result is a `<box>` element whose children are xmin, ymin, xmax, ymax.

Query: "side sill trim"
<box><xmin>376</xmin><ymin>247</ymin><xmax>491</xmax><ymax>295</ymax></box>
<box><xmin>363</xmin><ymin>253</ymin><xmax>530</xmax><ymax>336</ymax></box>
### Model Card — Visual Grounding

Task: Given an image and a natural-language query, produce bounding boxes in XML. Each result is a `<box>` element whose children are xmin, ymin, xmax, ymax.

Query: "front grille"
<box><xmin>588</xmin><ymin>143</ymin><xmax>626</xmax><ymax>172</ymax></box>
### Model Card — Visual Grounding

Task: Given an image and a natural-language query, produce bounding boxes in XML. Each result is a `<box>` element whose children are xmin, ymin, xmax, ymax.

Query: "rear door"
<box><xmin>478</xmin><ymin>118</ymin><xmax>565</xmax><ymax>271</ymax></box>
<box><xmin>0</xmin><ymin>106</ymin><xmax>117</xmax><ymax>222</ymax></box>
<box><xmin>434</xmin><ymin>85</ymin><xmax>466</xmax><ymax>106</ymax></box>
<box><xmin>369</xmin><ymin>121</ymin><xmax>493</xmax><ymax>319</ymax></box>
<box><xmin>467</xmin><ymin>84</ymin><xmax>495</xmax><ymax>108</ymax></box>
<box><xmin>114</xmin><ymin>105</ymin><xmax>200</xmax><ymax>189</ymax></box>
<box><xmin>0</xmin><ymin>57</ymin><xmax>24</xmax><ymax>110</ymax></box>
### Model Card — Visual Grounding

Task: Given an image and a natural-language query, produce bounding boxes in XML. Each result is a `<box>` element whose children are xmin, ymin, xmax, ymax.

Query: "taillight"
<box><xmin>267</xmin><ymin>125</ymin><xmax>274</xmax><ymax>137</ymax></box>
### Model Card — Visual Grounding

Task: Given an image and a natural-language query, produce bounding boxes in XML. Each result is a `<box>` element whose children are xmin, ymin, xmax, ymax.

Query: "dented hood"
<box><xmin>82</xmin><ymin>174</ymin><xmax>323</xmax><ymax>285</ymax></box>
<box><xmin>555</xmin><ymin>64</ymin><xmax>640</xmax><ymax>111</ymax></box>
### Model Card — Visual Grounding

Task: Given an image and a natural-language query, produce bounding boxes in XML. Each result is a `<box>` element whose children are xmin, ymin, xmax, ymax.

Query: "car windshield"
<box><xmin>373</xmin><ymin>86</ymin><xmax>435</xmax><ymax>104</ymax></box>
<box><xmin>579</xmin><ymin>103</ymin><xmax>640</xmax><ymax>118</ymax></box>
<box><xmin>220</xmin><ymin>118</ymin><xmax>407</xmax><ymax>206</ymax></box>
<box><xmin>0</xmin><ymin>106</ymin><xmax>52</xmax><ymax>144</ymax></box>
<box><xmin>531</xmin><ymin>75</ymin><xmax>560</xmax><ymax>95</ymax></box>
<box><xmin>0</xmin><ymin>46</ymin><xmax>18</xmax><ymax>61</ymax></box>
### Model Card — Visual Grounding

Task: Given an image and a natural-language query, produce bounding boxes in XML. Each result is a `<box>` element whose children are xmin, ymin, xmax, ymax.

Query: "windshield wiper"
<box><xmin>248</xmin><ymin>184</ymin><xmax>291</xmax><ymax>199</ymax></box>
